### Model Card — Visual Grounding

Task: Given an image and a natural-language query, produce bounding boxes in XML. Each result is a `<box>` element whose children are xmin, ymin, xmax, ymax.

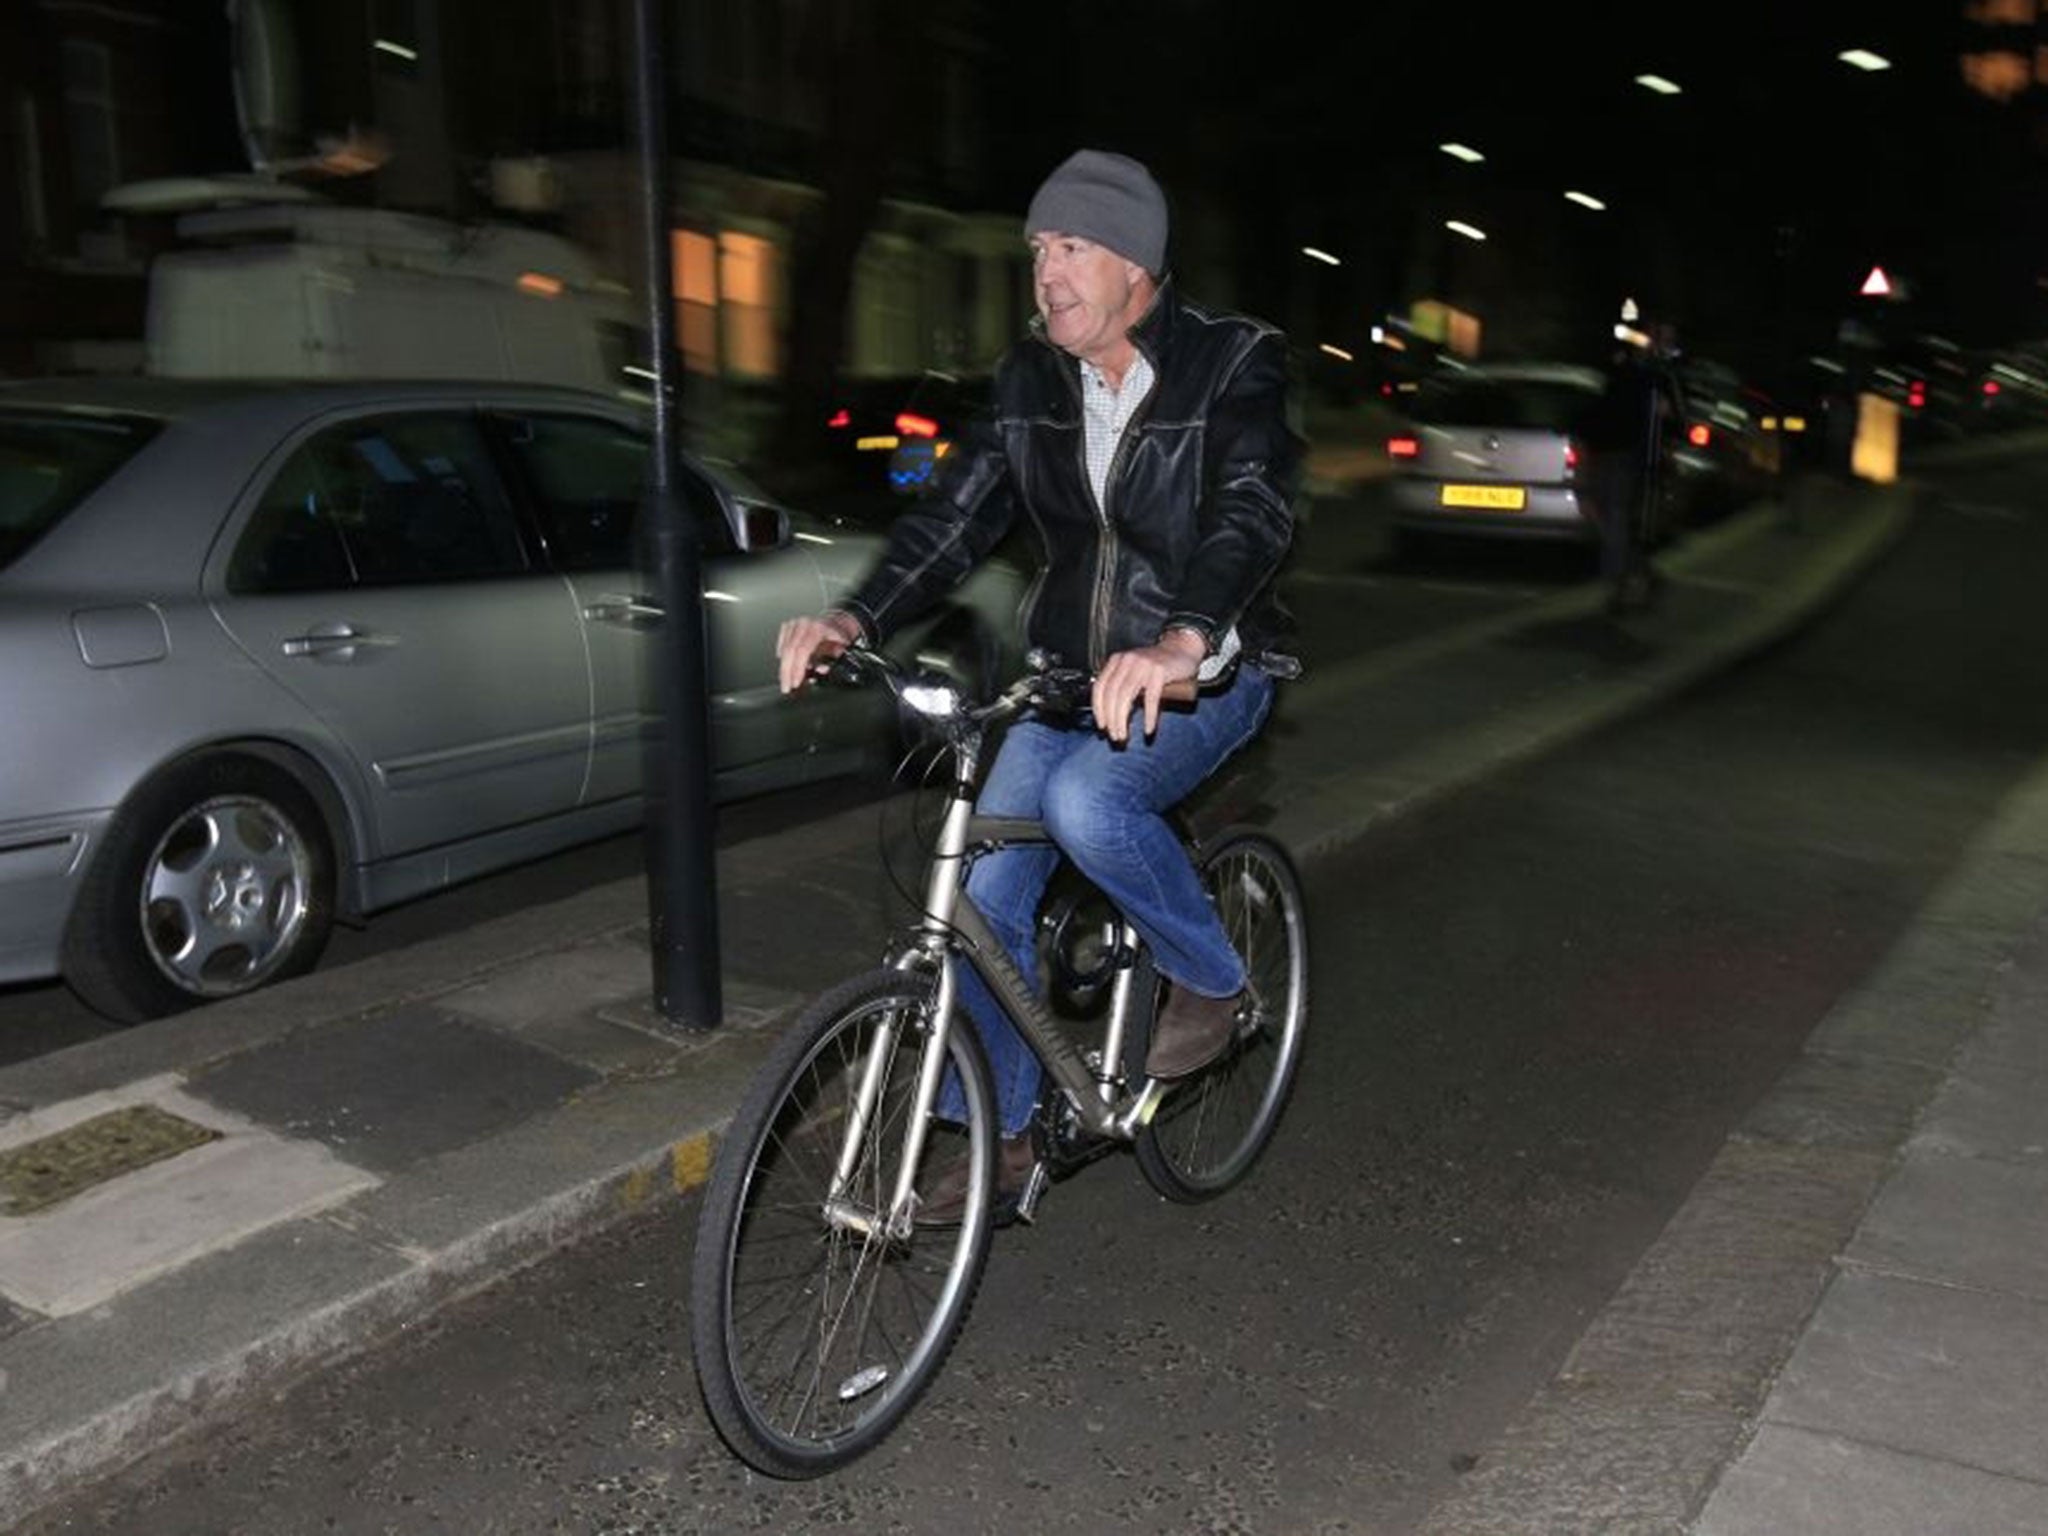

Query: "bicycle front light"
<box><xmin>901</xmin><ymin>681</ymin><xmax>963</xmax><ymax>719</ymax></box>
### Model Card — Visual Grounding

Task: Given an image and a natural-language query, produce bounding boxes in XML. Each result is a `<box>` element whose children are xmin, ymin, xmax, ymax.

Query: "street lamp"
<box><xmin>1634</xmin><ymin>73</ymin><xmax>1683</xmax><ymax>95</ymax></box>
<box><xmin>1564</xmin><ymin>189</ymin><xmax>1607</xmax><ymax>211</ymax></box>
<box><xmin>1838</xmin><ymin>48</ymin><xmax>1891</xmax><ymax>72</ymax></box>
<box><xmin>1445</xmin><ymin>220</ymin><xmax>1487</xmax><ymax>242</ymax></box>
<box><xmin>1302</xmin><ymin>246</ymin><xmax>1341</xmax><ymax>266</ymax></box>
<box><xmin>1439</xmin><ymin>142</ymin><xmax>1486</xmax><ymax>164</ymax></box>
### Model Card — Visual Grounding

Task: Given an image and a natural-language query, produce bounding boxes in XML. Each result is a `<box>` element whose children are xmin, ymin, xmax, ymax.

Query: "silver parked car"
<box><xmin>1386</xmin><ymin>363</ymin><xmax>1609</xmax><ymax>546</ymax></box>
<box><xmin>1387</xmin><ymin>360</ymin><xmax>1732</xmax><ymax>552</ymax></box>
<box><xmin>0</xmin><ymin>378</ymin><xmax>1022</xmax><ymax>1021</ymax></box>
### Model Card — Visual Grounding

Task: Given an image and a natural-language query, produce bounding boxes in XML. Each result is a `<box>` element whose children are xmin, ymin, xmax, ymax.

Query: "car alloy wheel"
<box><xmin>140</xmin><ymin>792</ymin><xmax>315</xmax><ymax>996</ymax></box>
<box><xmin>63</xmin><ymin>752</ymin><xmax>337</xmax><ymax>1023</ymax></box>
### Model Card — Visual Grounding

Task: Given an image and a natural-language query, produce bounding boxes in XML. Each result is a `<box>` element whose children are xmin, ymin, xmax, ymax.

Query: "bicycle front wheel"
<box><xmin>1135</xmin><ymin>829</ymin><xmax>1309</xmax><ymax>1201</ymax></box>
<box><xmin>690</xmin><ymin>966</ymin><xmax>997</xmax><ymax>1477</ymax></box>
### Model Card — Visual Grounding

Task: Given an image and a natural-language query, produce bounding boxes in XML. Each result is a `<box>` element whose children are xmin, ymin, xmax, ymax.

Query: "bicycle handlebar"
<box><xmin>819</xmin><ymin>644</ymin><xmax>1199</xmax><ymax>730</ymax></box>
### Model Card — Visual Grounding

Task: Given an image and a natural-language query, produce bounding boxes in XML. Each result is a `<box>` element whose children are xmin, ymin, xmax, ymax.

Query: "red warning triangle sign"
<box><xmin>1860</xmin><ymin>265</ymin><xmax>1893</xmax><ymax>297</ymax></box>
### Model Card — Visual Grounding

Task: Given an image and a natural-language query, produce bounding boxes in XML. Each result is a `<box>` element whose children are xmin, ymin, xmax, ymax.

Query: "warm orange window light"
<box><xmin>517</xmin><ymin>271</ymin><xmax>564</xmax><ymax>297</ymax></box>
<box><xmin>672</xmin><ymin>230</ymin><xmax>718</xmax><ymax>374</ymax></box>
<box><xmin>1687</xmin><ymin>422</ymin><xmax>1712</xmax><ymax>447</ymax></box>
<box><xmin>673</xmin><ymin>231</ymin><xmax>716</xmax><ymax>304</ymax></box>
<box><xmin>1962</xmin><ymin>50</ymin><xmax>2033</xmax><ymax>100</ymax></box>
<box><xmin>719</xmin><ymin>232</ymin><xmax>777</xmax><ymax>378</ymax></box>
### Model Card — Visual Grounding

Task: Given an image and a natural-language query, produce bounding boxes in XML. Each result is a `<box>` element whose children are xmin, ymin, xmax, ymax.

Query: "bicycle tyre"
<box><xmin>1134</xmin><ymin>829</ymin><xmax>1309</xmax><ymax>1202</ymax></box>
<box><xmin>691</xmin><ymin>966</ymin><xmax>997</xmax><ymax>1477</ymax></box>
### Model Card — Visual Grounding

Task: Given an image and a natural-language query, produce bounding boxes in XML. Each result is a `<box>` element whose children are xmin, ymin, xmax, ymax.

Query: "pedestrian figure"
<box><xmin>1585</xmin><ymin>344</ymin><xmax>1674</xmax><ymax>613</ymax></box>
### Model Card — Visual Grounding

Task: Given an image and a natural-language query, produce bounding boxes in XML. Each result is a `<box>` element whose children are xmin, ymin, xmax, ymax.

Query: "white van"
<box><xmin>144</xmin><ymin>201</ymin><xmax>636</xmax><ymax>392</ymax></box>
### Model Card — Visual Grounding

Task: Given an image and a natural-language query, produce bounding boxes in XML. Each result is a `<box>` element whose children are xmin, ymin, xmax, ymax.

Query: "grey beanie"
<box><xmin>1024</xmin><ymin>149</ymin><xmax>1168</xmax><ymax>274</ymax></box>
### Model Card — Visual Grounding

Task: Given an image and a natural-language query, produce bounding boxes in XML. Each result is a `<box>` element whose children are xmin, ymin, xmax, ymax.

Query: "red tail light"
<box><xmin>827</xmin><ymin>408</ymin><xmax>851</xmax><ymax>429</ymax></box>
<box><xmin>1387</xmin><ymin>435</ymin><xmax>1421</xmax><ymax>459</ymax></box>
<box><xmin>1564</xmin><ymin>439</ymin><xmax>1580</xmax><ymax>471</ymax></box>
<box><xmin>1687</xmin><ymin>422</ymin><xmax>1711</xmax><ymax>448</ymax></box>
<box><xmin>895</xmin><ymin>412</ymin><xmax>940</xmax><ymax>438</ymax></box>
<box><xmin>1983</xmin><ymin>379</ymin><xmax>2002</xmax><ymax>397</ymax></box>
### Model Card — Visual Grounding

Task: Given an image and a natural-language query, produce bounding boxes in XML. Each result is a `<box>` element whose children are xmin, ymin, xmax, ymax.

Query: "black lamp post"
<box><xmin>631</xmin><ymin>0</ymin><xmax>722</xmax><ymax>1032</ymax></box>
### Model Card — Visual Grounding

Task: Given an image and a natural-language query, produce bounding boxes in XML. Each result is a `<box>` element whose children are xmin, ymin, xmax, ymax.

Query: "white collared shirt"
<box><xmin>1079</xmin><ymin>350</ymin><xmax>1155</xmax><ymax>514</ymax></box>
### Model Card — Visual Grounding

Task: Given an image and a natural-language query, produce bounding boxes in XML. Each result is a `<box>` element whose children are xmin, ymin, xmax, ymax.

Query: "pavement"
<box><xmin>2</xmin><ymin>440</ymin><xmax>2044</xmax><ymax>1533</ymax></box>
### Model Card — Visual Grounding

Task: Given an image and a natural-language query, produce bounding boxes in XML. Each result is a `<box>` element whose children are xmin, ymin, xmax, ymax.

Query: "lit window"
<box><xmin>1962</xmin><ymin>50</ymin><xmax>2032</xmax><ymax>100</ymax></box>
<box><xmin>1967</xmin><ymin>0</ymin><xmax>2035</xmax><ymax>25</ymax></box>
<box><xmin>720</xmin><ymin>232</ymin><xmax>778</xmax><ymax>379</ymax></box>
<box><xmin>672</xmin><ymin>230</ymin><xmax>717</xmax><ymax>375</ymax></box>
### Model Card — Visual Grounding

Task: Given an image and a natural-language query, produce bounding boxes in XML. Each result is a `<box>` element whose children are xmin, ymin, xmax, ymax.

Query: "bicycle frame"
<box><xmin>824</xmin><ymin>690</ymin><xmax>1169</xmax><ymax>1238</ymax></box>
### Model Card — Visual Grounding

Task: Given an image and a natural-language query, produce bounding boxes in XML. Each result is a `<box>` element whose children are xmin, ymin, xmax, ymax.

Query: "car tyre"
<box><xmin>63</xmin><ymin>753</ymin><xmax>337</xmax><ymax>1023</ymax></box>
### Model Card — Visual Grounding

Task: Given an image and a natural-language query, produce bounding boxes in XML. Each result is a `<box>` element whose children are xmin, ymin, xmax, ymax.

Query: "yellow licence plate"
<box><xmin>1441</xmin><ymin>484</ymin><xmax>1527</xmax><ymax>510</ymax></box>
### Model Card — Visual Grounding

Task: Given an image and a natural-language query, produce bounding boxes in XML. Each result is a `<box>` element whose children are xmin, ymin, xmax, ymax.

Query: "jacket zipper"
<box><xmin>1081</xmin><ymin>371</ymin><xmax>1155</xmax><ymax>669</ymax></box>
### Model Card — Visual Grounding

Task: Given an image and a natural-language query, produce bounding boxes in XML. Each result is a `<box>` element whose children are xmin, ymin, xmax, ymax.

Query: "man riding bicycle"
<box><xmin>776</xmin><ymin>148</ymin><xmax>1303</xmax><ymax>1214</ymax></box>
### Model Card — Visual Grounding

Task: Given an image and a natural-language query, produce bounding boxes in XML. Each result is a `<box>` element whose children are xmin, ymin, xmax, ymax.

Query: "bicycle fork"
<box><xmin>820</xmin><ymin>787</ymin><xmax>978</xmax><ymax>1243</ymax></box>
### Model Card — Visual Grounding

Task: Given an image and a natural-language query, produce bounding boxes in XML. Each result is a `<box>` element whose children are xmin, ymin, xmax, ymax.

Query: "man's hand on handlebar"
<box><xmin>776</xmin><ymin>610</ymin><xmax>863</xmax><ymax>695</ymax></box>
<box><xmin>1093</xmin><ymin>629</ymin><xmax>1206</xmax><ymax>744</ymax></box>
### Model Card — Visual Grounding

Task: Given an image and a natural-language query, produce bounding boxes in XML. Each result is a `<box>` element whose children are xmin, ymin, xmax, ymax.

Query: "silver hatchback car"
<box><xmin>0</xmin><ymin>379</ymin><xmax>1022</xmax><ymax>1021</ymax></box>
<box><xmin>1386</xmin><ymin>363</ymin><xmax>1607</xmax><ymax>546</ymax></box>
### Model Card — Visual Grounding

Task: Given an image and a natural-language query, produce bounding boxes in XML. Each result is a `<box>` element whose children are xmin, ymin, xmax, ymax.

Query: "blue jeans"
<box><xmin>941</xmin><ymin>663</ymin><xmax>1276</xmax><ymax>1134</ymax></box>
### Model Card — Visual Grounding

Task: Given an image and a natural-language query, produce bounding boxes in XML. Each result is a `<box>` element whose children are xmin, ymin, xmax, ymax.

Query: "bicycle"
<box><xmin>689</xmin><ymin>646</ymin><xmax>1309</xmax><ymax>1477</ymax></box>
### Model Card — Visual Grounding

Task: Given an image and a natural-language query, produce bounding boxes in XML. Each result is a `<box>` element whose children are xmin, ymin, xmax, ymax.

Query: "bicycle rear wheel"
<box><xmin>1135</xmin><ymin>829</ymin><xmax>1309</xmax><ymax>1201</ymax></box>
<box><xmin>691</xmin><ymin>966</ymin><xmax>997</xmax><ymax>1477</ymax></box>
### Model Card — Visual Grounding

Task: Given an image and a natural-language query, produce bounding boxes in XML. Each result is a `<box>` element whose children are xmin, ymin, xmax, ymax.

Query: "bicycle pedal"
<box><xmin>1011</xmin><ymin>1161</ymin><xmax>1051</xmax><ymax>1223</ymax></box>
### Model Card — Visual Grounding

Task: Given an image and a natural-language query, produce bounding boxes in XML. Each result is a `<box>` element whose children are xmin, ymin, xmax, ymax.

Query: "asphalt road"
<box><xmin>21</xmin><ymin>455</ymin><xmax>2048</xmax><ymax>1534</ymax></box>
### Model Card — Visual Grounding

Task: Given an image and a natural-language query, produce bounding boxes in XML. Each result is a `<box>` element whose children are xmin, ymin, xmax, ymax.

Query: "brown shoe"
<box><xmin>1146</xmin><ymin>985</ymin><xmax>1245</xmax><ymax>1079</ymax></box>
<box><xmin>915</xmin><ymin>1132</ymin><xmax>1037</xmax><ymax>1227</ymax></box>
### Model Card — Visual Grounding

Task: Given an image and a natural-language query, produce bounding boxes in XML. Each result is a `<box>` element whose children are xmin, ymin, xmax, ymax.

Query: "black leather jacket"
<box><xmin>839</xmin><ymin>279</ymin><xmax>1302</xmax><ymax>673</ymax></box>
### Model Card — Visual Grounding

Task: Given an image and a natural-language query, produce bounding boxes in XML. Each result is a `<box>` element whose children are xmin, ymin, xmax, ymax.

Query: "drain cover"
<box><xmin>0</xmin><ymin>1104</ymin><xmax>222</xmax><ymax>1215</ymax></box>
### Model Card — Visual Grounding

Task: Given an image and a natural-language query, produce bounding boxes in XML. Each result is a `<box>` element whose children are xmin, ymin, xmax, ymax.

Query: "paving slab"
<box><xmin>437</xmin><ymin>934</ymin><xmax>664</xmax><ymax>1032</ymax></box>
<box><xmin>1765</xmin><ymin>1268</ymin><xmax>2048</xmax><ymax>1486</ymax></box>
<box><xmin>1698</xmin><ymin>1422</ymin><xmax>2048</xmax><ymax>1536</ymax></box>
<box><xmin>1847</xmin><ymin>1152</ymin><xmax>2048</xmax><ymax>1300</ymax></box>
<box><xmin>0</xmin><ymin>1080</ymin><xmax>376</xmax><ymax>1318</ymax></box>
<box><xmin>336</xmin><ymin>1033</ymin><xmax>766</xmax><ymax>1259</ymax></box>
<box><xmin>1907</xmin><ymin>1054</ymin><xmax>2048</xmax><ymax>1161</ymax></box>
<box><xmin>189</xmin><ymin>1006</ymin><xmax>599</xmax><ymax>1176</ymax></box>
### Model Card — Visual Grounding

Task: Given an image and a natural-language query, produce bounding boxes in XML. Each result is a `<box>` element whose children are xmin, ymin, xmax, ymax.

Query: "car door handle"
<box><xmin>280</xmin><ymin>622</ymin><xmax>396</xmax><ymax>660</ymax></box>
<box><xmin>582</xmin><ymin>594</ymin><xmax>666</xmax><ymax>628</ymax></box>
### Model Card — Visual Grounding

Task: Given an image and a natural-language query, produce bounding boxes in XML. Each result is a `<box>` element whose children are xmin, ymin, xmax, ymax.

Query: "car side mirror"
<box><xmin>736</xmin><ymin>502</ymin><xmax>790</xmax><ymax>553</ymax></box>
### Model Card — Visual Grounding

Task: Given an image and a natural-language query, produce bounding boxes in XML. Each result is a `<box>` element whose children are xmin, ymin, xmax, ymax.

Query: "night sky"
<box><xmin>987</xmin><ymin>1</ymin><xmax>2047</xmax><ymax>376</ymax></box>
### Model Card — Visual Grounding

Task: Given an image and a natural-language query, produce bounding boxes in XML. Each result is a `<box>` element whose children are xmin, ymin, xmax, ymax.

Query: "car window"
<box><xmin>0</xmin><ymin>411</ymin><xmax>160</xmax><ymax>571</ymax></box>
<box><xmin>226</xmin><ymin>450</ymin><xmax>356</xmax><ymax>592</ymax></box>
<box><xmin>491</xmin><ymin>412</ymin><xmax>735</xmax><ymax>571</ymax></box>
<box><xmin>1410</xmin><ymin>379</ymin><xmax>1599</xmax><ymax>432</ymax></box>
<box><xmin>230</xmin><ymin>413</ymin><xmax>528</xmax><ymax>593</ymax></box>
